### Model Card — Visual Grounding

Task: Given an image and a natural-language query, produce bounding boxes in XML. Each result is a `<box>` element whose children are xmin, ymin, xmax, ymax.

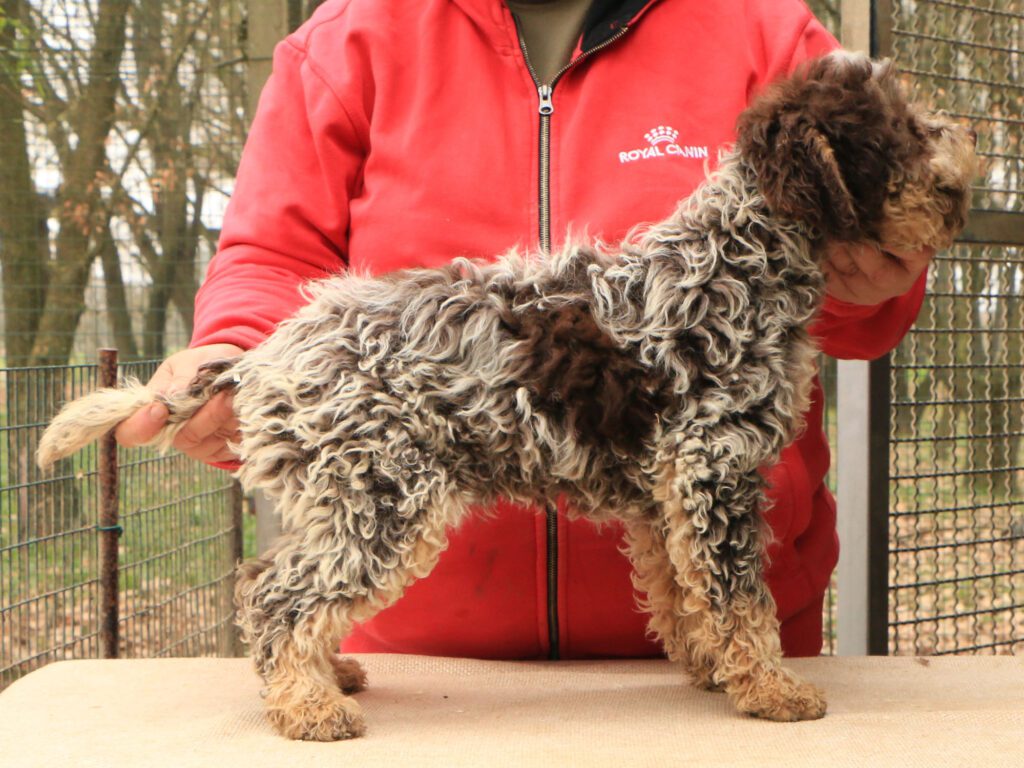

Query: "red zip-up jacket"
<box><xmin>193</xmin><ymin>0</ymin><xmax>925</xmax><ymax>658</ymax></box>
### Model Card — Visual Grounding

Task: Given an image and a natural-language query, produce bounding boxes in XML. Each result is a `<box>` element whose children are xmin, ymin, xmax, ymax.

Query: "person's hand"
<box><xmin>114</xmin><ymin>343</ymin><xmax>244</xmax><ymax>464</ymax></box>
<box><xmin>823</xmin><ymin>241</ymin><xmax>935</xmax><ymax>305</ymax></box>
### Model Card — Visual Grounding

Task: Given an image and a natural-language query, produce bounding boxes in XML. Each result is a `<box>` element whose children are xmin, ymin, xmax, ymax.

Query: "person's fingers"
<box><xmin>849</xmin><ymin>243</ymin><xmax>932</xmax><ymax>284</ymax></box>
<box><xmin>112</xmin><ymin>344</ymin><xmax>245</xmax><ymax>455</ymax></box>
<box><xmin>142</xmin><ymin>361</ymin><xmax>178</xmax><ymax>394</ymax></box>
<box><xmin>883</xmin><ymin>244</ymin><xmax>936</xmax><ymax>268</ymax></box>
<box><xmin>823</xmin><ymin>242</ymin><xmax>887</xmax><ymax>303</ymax></box>
<box><xmin>150</xmin><ymin>343</ymin><xmax>247</xmax><ymax>397</ymax></box>
<box><xmin>182</xmin><ymin>436</ymin><xmax>241</xmax><ymax>464</ymax></box>
<box><xmin>825</xmin><ymin>241</ymin><xmax>859</xmax><ymax>277</ymax></box>
<box><xmin>822</xmin><ymin>259</ymin><xmax>869</xmax><ymax>304</ymax></box>
<box><xmin>851</xmin><ymin>246</ymin><xmax>910</xmax><ymax>287</ymax></box>
<box><xmin>114</xmin><ymin>401</ymin><xmax>170</xmax><ymax>447</ymax></box>
<box><xmin>172</xmin><ymin>392</ymin><xmax>240</xmax><ymax>462</ymax></box>
<box><xmin>824</xmin><ymin>242</ymin><xmax>934</xmax><ymax>304</ymax></box>
<box><xmin>113</xmin><ymin>357</ymin><xmax>197</xmax><ymax>448</ymax></box>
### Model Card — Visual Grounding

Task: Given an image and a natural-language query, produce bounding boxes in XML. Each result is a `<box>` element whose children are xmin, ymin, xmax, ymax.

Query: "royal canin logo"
<box><xmin>618</xmin><ymin>126</ymin><xmax>709</xmax><ymax>164</ymax></box>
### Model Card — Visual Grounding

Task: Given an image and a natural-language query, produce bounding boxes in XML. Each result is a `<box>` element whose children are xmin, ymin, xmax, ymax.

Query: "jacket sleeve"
<box><xmin>751</xmin><ymin>0</ymin><xmax>839</xmax><ymax>83</ymax></box>
<box><xmin>812</xmin><ymin>273</ymin><xmax>928</xmax><ymax>360</ymax></box>
<box><xmin>190</xmin><ymin>37</ymin><xmax>365</xmax><ymax>350</ymax></box>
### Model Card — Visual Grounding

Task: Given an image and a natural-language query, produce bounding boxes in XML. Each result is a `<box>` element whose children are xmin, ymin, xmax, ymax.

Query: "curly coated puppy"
<box><xmin>39</xmin><ymin>52</ymin><xmax>976</xmax><ymax>739</ymax></box>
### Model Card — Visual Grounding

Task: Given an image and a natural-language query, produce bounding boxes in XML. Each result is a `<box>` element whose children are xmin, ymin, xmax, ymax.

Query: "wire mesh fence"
<box><xmin>886</xmin><ymin>0</ymin><xmax>1024</xmax><ymax>655</ymax></box>
<box><xmin>0</xmin><ymin>356</ymin><xmax>243</xmax><ymax>690</ymax></box>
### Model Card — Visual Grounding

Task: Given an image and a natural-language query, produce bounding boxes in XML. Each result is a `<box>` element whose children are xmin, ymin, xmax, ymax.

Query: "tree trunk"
<box><xmin>29</xmin><ymin>0</ymin><xmax>132</xmax><ymax>366</ymax></box>
<box><xmin>10</xmin><ymin>0</ymin><xmax>131</xmax><ymax>537</ymax></box>
<box><xmin>170</xmin><ymin>181</ymin><xmax>205</xmax><ymax>342</ymax></box>
<box><xmin>142</xmin><ymin>276</ymin><xmax>173</xmax><ymax>359</ymax></box>
<box><xmin>99</xmin><ymin>226</ymin><xmax>140</xmax><ymax>360</ymax></box>
<box><xmin>0</xmin><ymin>0</ymin><xmax>48</xmax><ymax>366</ymax></box>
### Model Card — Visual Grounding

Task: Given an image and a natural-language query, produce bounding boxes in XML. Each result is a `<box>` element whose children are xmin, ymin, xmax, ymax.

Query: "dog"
<box><xmin>38</xmin><ymin>51</ymin><xmax>976</xmax><ymax>740</ymax></box>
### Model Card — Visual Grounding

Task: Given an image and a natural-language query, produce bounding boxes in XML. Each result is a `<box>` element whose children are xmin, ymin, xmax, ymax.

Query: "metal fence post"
<box><xmin>225</xmin><ymin>479</ymin><xmax>246</xmax><ymax>657</ymax></box>
<box><xmin>835</xmin><ymin>0</ymin><xmax>893</xmax><ymax>657</ymax></box>
<box><xmin>837</xmin><ymin>357</ymin><xmax>892</xmax><ymax>656</ymax></box>
<box><xmin>98</xmin><ymin>348</ymin><xmax>120</xmax><ymax>659</ymax></box>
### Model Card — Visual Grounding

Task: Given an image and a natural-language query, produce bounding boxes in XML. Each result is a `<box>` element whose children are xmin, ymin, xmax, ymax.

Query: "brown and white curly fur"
<box><xmin>38</xmin><ymin>52</ymin><xmax>976</xmax><ymax>740</ymax></box>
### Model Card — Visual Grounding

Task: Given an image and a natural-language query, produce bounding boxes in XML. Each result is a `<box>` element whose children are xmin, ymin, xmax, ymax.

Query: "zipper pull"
<box><xmin>537</xmin><ymin>85</ymin><xmax>554</xmax><ymax>116</ymax></box>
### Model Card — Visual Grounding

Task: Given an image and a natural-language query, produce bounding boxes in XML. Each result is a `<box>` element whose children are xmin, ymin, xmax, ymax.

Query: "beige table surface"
<box><xmin>0</xmin><ymin>654</ymin><xmax>1022</xmax><ymax>767</ymax></box>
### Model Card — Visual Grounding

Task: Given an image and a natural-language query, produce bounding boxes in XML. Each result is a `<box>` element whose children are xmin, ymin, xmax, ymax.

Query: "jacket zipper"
<box><xmin>514</xmin><ymin>22</ymin><xmax>630</xmax><ymax>661</ymax></box>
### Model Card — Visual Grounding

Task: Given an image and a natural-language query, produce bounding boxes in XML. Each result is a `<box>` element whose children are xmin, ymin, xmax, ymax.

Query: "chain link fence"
<box><xmin>885</xmin><ymin>0</ymin><xmax>1024</xmax><ymax>655</ymax></box>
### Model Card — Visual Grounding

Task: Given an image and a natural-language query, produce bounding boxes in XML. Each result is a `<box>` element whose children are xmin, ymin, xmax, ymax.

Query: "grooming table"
<box><xmin>1</xmin><ymin>655</ymin><xmax>1021</xmax><ymax>767</ymax></box>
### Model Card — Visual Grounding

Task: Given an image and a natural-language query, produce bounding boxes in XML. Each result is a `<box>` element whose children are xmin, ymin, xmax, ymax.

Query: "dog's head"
<box><xmin>737</xmin><ymin>51</ymin><xmax>977</xmax><ymax>252</ymax></box>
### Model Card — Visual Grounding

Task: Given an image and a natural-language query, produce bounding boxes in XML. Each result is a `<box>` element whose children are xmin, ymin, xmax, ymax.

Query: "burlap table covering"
<box><xmin>1</xmin><ymin>655</ymin><xmax>1021</xmax><ymax>767</ymax></box>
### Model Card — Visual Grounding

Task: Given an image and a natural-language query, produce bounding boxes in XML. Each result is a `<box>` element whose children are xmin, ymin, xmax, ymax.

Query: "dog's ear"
<box><xmin>746</xmin><ymin>116</ymin><xmax>860</xmax><ymax>237</ymax></box>
<box><xmin>737</xmin><ymin>53</ymin><xmax>918</xmax><ymax>242</ymax></box>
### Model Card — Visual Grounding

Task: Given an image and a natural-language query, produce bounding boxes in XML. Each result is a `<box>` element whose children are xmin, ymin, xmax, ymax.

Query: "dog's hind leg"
<box><xmin>235</xmin><ymin>485</ymin><xmax>459</xmax><ymax>740</ymax></box>
<box><xmin>659</xmin><ymin>455</ymin><xmax>826</xmax><ymax>721</ymax></box>
<box><xmin>234</xmin><ymin>535</ymin><xmax>368</xmax><ymax>740</ymax></box>
<box><xmin>622</xmin><ymin>519</ymin><xmax>720</xmax><ymax>690</ymax></box>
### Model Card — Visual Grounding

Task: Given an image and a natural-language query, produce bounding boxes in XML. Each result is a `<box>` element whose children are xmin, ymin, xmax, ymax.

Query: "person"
<box><xmin>116</xmin><ymin>0</ymin><xmax>932</xmax><ymax>659</ymax></box>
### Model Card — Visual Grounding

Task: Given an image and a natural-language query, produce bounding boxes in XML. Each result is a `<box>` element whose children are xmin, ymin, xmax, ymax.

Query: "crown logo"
<box><xmin>644</xmin><ymin>126</ymin><xmax>679</xmax><ymax>146</ymax></box>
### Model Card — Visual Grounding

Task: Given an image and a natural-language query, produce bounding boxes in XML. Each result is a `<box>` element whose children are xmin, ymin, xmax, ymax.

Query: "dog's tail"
<box><xmin>36</xmin><ymin>378</ymin><xmax>157</xmax><ymax>469</ymax></box>
<box><xmin>36</xmin><ymin>359</ymin><xmax>239</xmax><ymax>470</ymax></box>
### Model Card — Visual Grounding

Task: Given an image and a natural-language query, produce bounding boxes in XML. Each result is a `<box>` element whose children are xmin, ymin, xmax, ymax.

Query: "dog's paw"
<box><xmin>732</xmin><ymin>669</ymin><xmax>827</xmax><ymax>722</ymax></box>
<box><xmin>693</xmin><ymin>677</ymin><xmax>726</xmax><ymax>693</ymax></box>
<box><xmin>331</xmin><ymin>655</ymin><xmax>369</xmax><ymax>694</ymax></box>
<box><xmin>267</xmin><ymin>689</ymin><xmax>366</xmax><ymax>741</ymax></box>
<box><xmin>687</xmin><ymin>667</ymin><xmax>725</xmax><ymax>693</ymax></box>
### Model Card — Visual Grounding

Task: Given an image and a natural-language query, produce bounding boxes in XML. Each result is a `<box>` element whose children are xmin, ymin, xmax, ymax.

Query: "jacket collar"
<box><xmin>580</xmin><ymin>0</ymin><xmax>657</xmax><ymax>50</ymax></box>
<box><xmin>450</xmin><ymin>0</ymin><xmax>661</xmax><ymax>55</ymax></box>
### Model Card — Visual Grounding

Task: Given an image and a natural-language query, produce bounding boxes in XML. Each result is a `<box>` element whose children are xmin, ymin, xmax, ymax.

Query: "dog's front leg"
<box><xmin>623</xmin><ymin>519</ymin><xmax>720</xmax><ymax>690</ymax></box>
<box><xmin>659</xmin><ymin>456</ymin><xmax>826</xmax><ymax>721</ymax></box>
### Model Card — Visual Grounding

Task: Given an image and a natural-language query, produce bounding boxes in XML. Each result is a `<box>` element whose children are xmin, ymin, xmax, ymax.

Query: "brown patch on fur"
<box><xmin>187</xmin><ymin>358</ymin><xmax>239</xmax><ymax>397</ymax></box>
<box><xmin>512</xmin><ymin>302</ymin><xmax>670</xmax><ymax>456</ymax></box>
<box><xmin>738</xmin><ymin>54</ymin><xmax>925</xmax><ymax>244</ymax></box>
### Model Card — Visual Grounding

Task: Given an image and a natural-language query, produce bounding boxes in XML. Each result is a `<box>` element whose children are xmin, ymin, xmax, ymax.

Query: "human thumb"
<box><xmin>114</xmin><ymin>400</ymin><xmax>170</xmax><ymax>448</ymax></box>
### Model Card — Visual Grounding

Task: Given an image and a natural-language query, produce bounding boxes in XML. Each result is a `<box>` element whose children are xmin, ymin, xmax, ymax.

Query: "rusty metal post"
<box><xmin>230</xmin><ymin>480</ymin><xmax>244</xmax><ymax>577</ymax></box>
<box><xmin>228</xmin><ymin>479</ymin><xmax>246</xmax><ymax>656</ymax></box>
<box><xmin>98</xmin><ymin>348</ymin><xmax>120</xmax><ymax>659</ymax></box>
